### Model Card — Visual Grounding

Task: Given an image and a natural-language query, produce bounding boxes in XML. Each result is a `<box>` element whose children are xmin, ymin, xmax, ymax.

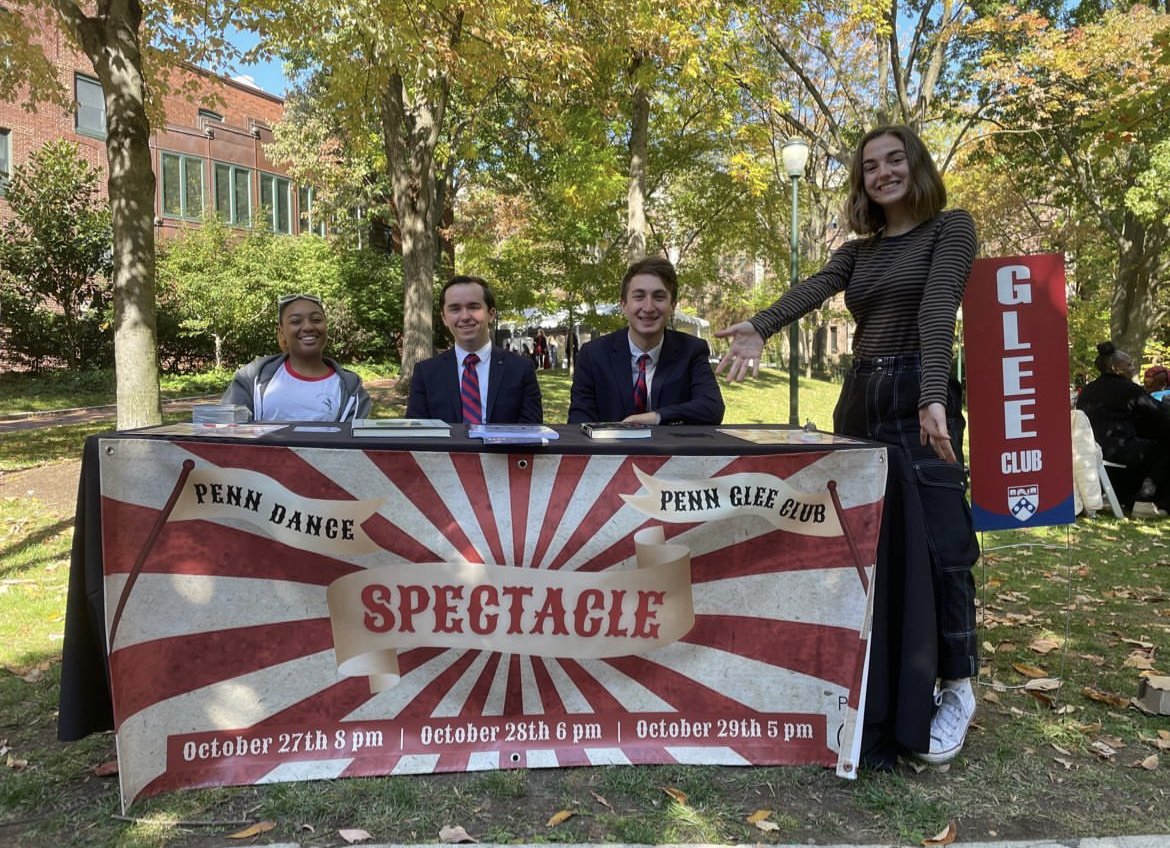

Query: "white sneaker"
<box><xmin>918</xmin><ymin>679</ymin><xmax>976</xmax><ymax>765</ymax></box>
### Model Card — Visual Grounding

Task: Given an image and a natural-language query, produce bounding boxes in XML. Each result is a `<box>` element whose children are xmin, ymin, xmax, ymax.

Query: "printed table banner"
<box><xmin>98</xmin><ymin>438</ymin><xmax>888</xmax><ymax>808</ymax></box>
<box><xmin>963</xmin><ymin>254</ymin><xmax>1075</xmax><ymax>530</ymax></box>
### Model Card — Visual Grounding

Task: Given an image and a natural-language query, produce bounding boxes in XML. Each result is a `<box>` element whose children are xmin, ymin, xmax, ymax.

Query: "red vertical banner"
<box><xmin>962</xmin><ymin>254</ymin><xmax>1074</xmax><ymax>530</ymax></box>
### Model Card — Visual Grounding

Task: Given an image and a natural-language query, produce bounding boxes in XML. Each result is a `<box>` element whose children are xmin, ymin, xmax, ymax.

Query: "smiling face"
<box><xmin>442</xmin><ymin>281</ymin><xmax>496</xmax><ymax>351</ymax></box>
<box><xmin>621</xmin><ymin>272</ymin><xmax>673</xmax><ymax>350</ymax></box>
<box><xmin>277</xmin><ymin>298</ymin><xmax>328</xmax><ymax>362</ymax></box>
<box><xmin>861</xmin><ymin>133</ymin><xmax>911</xmax><ymax>214</ymax></box>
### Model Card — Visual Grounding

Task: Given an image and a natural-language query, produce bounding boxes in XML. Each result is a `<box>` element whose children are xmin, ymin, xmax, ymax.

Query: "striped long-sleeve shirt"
<box><xmin>748</xmin><ymin>209</ymin><xmax>977</xmax><ymax>409</ymax></box>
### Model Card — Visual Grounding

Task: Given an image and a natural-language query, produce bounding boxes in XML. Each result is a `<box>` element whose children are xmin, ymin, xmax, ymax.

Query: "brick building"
<box><xmin>0</xmin><ymin>8</ymin><xmax>324</xmax><ymax>238</ymax></box>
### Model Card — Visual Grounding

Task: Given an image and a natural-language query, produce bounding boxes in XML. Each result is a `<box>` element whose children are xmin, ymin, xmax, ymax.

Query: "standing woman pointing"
<box><xmin>716</xmin><ymin>126</ymin><xmax>980</xmax><ymax>767</ymax></box>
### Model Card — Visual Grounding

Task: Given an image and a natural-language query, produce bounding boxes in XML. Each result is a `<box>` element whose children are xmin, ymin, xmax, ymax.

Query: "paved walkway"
<box><xmin>0</xmin><ymin>395</ymin><xmax>218</xmax><ymax>433</ymax></box>
<box><xmin>0</xmin><ymin>379</ymin><xmax>405</xmax><ymax>434</ymax></box>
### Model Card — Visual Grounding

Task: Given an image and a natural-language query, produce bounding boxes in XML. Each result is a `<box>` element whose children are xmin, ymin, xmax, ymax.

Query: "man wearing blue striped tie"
<box><xmin>407</xmin><ymin>275</ymin><xmax>544</xmax><ymax>425</ymax></box>
<box><xmin>568</xmin><ymin>257</ymin><xmax>725</xmax><ymax>426</ymax></box>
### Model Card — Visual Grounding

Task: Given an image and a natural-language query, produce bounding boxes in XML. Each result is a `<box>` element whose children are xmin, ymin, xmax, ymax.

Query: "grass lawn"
<box><xmin>1</xmin><ymin>368</ymin><xmax>1168</xmax><ymax>847</ymax></box>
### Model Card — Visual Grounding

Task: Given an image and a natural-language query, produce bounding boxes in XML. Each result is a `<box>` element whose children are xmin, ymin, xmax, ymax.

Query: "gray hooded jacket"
<box><xmin>221</xmin><ymin>354</ymin><xmax>372</xmax><ymax>422</ymax></box>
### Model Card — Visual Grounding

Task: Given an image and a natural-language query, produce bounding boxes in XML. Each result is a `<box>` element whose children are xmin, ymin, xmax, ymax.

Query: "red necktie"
<box><xmin>633</xmin><ymin>353</ymin><xmax>649</xmax><ymax>414</ymax></box>
<box><xmin>461</xmin><ymin>353</ymin><xmax>482</xmax><ymax>424</ymax></box>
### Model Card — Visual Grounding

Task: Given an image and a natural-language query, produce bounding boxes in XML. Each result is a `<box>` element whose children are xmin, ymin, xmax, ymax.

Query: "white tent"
<box><xmin>588</xmin><ymin>303</ymin><xmax>709</xmax><ymax>337</ymax></box>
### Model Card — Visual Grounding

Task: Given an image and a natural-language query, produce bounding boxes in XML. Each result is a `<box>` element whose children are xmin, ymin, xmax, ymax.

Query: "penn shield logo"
<box><xmin>1007</xmin><ymin>485</ymin><xmax>1040</xmax><ymax>522</ymax></box>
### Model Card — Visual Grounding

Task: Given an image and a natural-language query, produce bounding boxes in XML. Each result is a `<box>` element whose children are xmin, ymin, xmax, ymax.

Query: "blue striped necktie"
<box><xmin>461</xmin><ymin>353</ymin><xmax>482</xmax><ymax>424</ymax></box>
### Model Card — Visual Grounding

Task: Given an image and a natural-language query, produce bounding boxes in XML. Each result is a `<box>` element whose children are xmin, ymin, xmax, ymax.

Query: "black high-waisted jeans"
<box><xmin>834</xmin><ymin>353</ymin><xmax>980</xmax><ymax>680</ymax></box>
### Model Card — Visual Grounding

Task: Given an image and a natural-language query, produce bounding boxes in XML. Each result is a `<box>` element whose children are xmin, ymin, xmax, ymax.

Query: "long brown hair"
<box><xmin>843</xmin><ymin>125</ymin><xmax>946</xmax><ymax>236</ymax></box>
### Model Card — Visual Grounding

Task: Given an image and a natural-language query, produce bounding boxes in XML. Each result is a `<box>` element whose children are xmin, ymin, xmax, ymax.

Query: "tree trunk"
<box><xmin>1111</xmin><ymin>210</ymin><xmax>1162</xmax><ymax>357</ymax></box>
<box><xmin>64</xmin><ymin>0</ymin><xmax>160</xmax><ymax>428</ymax></box>
<box><xmin>627</xmin><ymin>59</ymin><xmax>649</xmax><ymax>264</ymax></box>
<box><xmin>381</xmin><ymin>72</ymin><xmax>445</xmax><ymax>388</ymax></box>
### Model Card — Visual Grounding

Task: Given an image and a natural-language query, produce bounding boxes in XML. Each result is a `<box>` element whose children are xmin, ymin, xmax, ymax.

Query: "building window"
<box><xmin>0</xmin><ymin>129</ymin><xmax>10</xmax><ymax>197</ymax></box>
<box><xmin>160</xmin><ymin>152</ymin><xmax>204</xmax><ymax>220</ymax></box>
<box><xmin>198</xmin><ymin>108</ymin><xmax>224</xmax><ymax>123</ymax></box>
<box><xmin>75</xmin><ymin>74</ymin><xmax>106</xmax><ymax>138</ymax></box>
<box><xmin>214</xmin><ymin>163</ymin><xmax>251</xmax><ymax>226</ymax></box>
<box><xmin>260</xmin><ymin>173</ymin><xmax>292</xmax><ymax>233</ymax></box>
<box><xmin>298</xmin><ymin>186</ymin><xmax>326</xmax><ymax>236</ymax></box>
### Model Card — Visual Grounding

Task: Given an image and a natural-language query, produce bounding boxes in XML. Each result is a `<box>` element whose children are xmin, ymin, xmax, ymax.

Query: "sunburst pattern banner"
<box><xmin>98</xmin><ymin>438</ymin><xmax>887</xmax><ymax>808</ymax></box>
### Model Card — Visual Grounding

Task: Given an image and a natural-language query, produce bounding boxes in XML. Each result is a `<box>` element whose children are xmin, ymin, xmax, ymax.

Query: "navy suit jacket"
<box><xmin>568</xmin><ymin>329</ymin><xmax>725</xmax><ymax>425</ymax></box>
<box><xmin>407</xmin><ymin>345</ymin><xmax>543</xmax><ymax>424</ymax></box>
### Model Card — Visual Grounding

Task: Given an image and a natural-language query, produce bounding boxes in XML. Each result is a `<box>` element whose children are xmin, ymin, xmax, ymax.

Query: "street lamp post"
<box><xmin>781</xmin><ymin>137</ymin><xmax>810</xmax><ymax>426</ymax></box>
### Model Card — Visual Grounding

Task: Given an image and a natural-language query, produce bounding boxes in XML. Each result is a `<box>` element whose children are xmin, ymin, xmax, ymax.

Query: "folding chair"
<box><xmin>1099</xmin><ymin>459</ymin><xmax>1124</xmax><ymax>519</ymax></box>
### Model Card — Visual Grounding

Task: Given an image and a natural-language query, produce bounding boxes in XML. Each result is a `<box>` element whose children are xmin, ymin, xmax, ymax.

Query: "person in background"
<box><xmin>1144</xmin><ymin>364</ymin><xmax>1169</xmax><ymax>403</ymax></box>
<box><xmin>534</xmin><ymin>329</ymin><xmax>550</xmax><ymax>370</ymax></box>
<box><xmin>222</xmin><ymin>294</ymin><xmax>371</xmax><ymax>422</ymax></box>
<box><xmin>568</xmin><ymin>256</ymin><xmax>724</xmax><ymax>425</ymax></box>
<box><xmin>715</xmin><ymin>125</ymin><xmax>980</xmax><ymax>767</ymax></box>
<box><xmin>408</xmin><ymin>275</ymin><xmax>543</xmax><ymax>424</ymax></box>
<box><xmin>1077</xmin><ymin>343</ymin><xmax>1170</xmax><ymax>514</ymax></box>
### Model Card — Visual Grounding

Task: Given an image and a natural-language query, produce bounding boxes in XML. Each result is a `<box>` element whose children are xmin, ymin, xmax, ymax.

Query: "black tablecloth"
<box><xmin>58</xmin><ymin>424</ymin><xmax>936</xmax><ymax>764</ymax></box>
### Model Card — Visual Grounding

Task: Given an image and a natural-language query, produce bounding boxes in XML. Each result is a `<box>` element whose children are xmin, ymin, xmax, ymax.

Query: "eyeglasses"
<box><xmin>277</xmin><ymin>293</ymin><xmax>324</xmax><ymax>317</ymax></box>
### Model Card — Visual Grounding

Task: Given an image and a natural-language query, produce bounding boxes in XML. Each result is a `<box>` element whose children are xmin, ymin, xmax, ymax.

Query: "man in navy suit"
<box><xmin>408</xmin><ymin>275</ymin><xmax>543</xmax><ymax>424</ymax></box>
<box><xmin>569</xmin><ymin>257</ymin><xmax>724</xmax><ymax>425</ymax></box>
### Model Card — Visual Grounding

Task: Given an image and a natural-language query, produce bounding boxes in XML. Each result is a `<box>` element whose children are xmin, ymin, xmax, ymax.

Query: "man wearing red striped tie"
<box><xmin>407</xmin><ymin>275</ymin><xmax>544</xmax><ymax>425</ymax></box>
<box><xmin>568</xmin><ymin>257</ymin><xmax>724</xmax><ymax>426</ymax></box>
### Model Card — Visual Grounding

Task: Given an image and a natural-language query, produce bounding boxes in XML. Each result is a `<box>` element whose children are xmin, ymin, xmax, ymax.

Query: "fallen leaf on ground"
<box><xmin>546</xmin><ymin>810</ymin><xmax>575</xmax><ymax>827</ymax></box>
<box><xmin>922</xmin><ymin>820</ymin><xmax>957</xmax><ymax>845</ymax></box>
<box><xmin>661</xmin><ymin>786</ymin><xmax>688</xmax><ymax>805</ymax></box>
<box><xmin>439</xmin><ymin>825</ymin><xmax>477</xmax><ymax>844</ymax></box>
<box><xmin>1025</xmin><ymin>677</ymin><xmax>1061</xmax><ymax>691</ymax></box>
<box><xmin>1028</xmin><ymin>637</ymin><xmax>1063</xmax><ymax>654</ymax></box>
<box><xmin>339</xmin><ymin>828</ymin><xmax>374</xmax><ymax>843</ymax></box>
<box><xmin>1012</xmin><ymin>662</ymin><xmax>1048</xmax><ymax>679</ymax></box>
<box><xmin>1130</xmin><ymin>754</ymin><xmax>1158</xmax><ymax>771</ymax></box>
<box><xmin>1082</xmin><ymin>686</ymin><xmax>1129</xmax><ymax>708</ymax></box>
<box><xmin>6</xmin><ymin>754</ymin><xmax>29</xmax><ymax>769</ymax></box>
<box><xmin>1141</xmin><ymin>731</ymin><xmax>1170</xmax><ymax>751</ymax></box>
<box><xmin>1050</xmin><ymin>742</ymin><xmax>1072</xmax><ymax>756</ymax></box>
<box><xmin>1024</xmin><ymin>689</ymin><xmax>1055</xmax><ymax>708</ymax></box>
<box><xmin>1089</xmin><ymin>740</ymin><xmax>1117</xmax><ymax>760</ymax></box>
<box><xmin>299</xmin><ymin>823</ymin><xmax>316</xmax><ymax>833</ymax></box>
<box><xmin>92</xmin><ymin>759</ymin><xmax>119</xmax><ymax>776</ymax></box>
<box><xmin>754</xmin><ymin>820</ymin><xmax>781</xmax><ymax>833</ymax></box>
<box><xmin>1123</xmin><ymin>651</ymin><xmax>1155</xmax><ymax>670</ymax></box>
<box><xmin>746</xmin><ymin>810</ymin><xmax>773</xmax><ymax>824</ymax></box>
<box><xmin>589</xmin><ymin>790</ymin><xmax>612</xmax><ymax>809</ymax></box>
<box><xmin>1121</xmin><ymin>637</ymin><xmax>1154</xmax><ymax>649</ymax></box>
<box><xmin>227</xmin><ymin>821</ymin><xmax>275</xmax><ymax>839</ymax></box>
<box><xmin>1053</xmin><ymin>757</ymin><xmax>1075</xmax><ymax>770</ymax></box>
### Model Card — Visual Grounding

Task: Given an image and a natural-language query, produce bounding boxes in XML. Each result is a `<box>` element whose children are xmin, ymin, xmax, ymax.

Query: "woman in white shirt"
<box><xmin>221</xmin><ymin>294</ymin><xmax>372</xmax><ymax>422</ymax></box>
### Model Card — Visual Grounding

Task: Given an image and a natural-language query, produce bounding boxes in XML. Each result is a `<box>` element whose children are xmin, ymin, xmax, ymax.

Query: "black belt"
<box><xmin>852</xmin><ymin>353</ymin><xmax>920</xmax><ymax>373</ymax></box>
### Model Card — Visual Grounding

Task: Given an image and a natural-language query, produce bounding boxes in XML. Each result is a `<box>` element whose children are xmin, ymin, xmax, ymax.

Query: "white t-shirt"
<box><xmin>259</xmin><ymin>361</ymin><xmax>342</xmax><ymax>421</ymax></box>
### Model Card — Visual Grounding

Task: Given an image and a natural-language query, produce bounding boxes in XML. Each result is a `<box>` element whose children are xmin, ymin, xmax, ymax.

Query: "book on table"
<box><xmin>581</xmin><ymin>422</ymin><xmax>652</xmax><ymax>439</ymax></box>
<box><xmin>467</xmin><ymin>424</ymin><xmax>560</xmax><ymax>444</ymax></box>
<box><xmin>350</xmin><ymin>418</ymin><xmax>451</xmax><ymax>438</ymax></box>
